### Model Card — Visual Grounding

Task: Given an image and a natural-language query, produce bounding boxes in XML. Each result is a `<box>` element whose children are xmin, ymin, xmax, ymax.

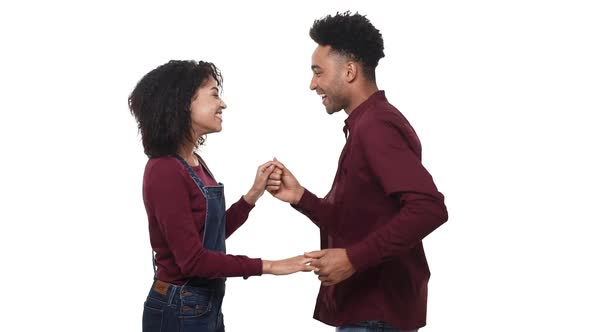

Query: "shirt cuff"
<box><xmin>237</xmin><ymin>195</ymin><xmax>256</xmax><ymax>210</ymax></box>
<box><xmin>346</xmin><ymin>240</ymin><xmax>379</xmax><ymax>273</ymax></box>
<box><xmin>291</xmin><ymin>188</ymin><xmax>316</xmax><ymax>211</ymax></box>
<box><xmin>242</xmin><ymin>258</ymin><xmax>263</xmax><ymax>279</ymax></box>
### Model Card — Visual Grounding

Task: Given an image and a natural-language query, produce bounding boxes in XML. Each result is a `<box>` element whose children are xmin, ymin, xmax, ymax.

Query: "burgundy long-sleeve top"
<box><xmin>293</xmin><ymin>91</ymin><xmax>448</xmax><ymax>330</ymax></box>
<box><xmin>143</xmin><ymin>156</ymin><xmax>262</xmax><ymax>284</ymax></box>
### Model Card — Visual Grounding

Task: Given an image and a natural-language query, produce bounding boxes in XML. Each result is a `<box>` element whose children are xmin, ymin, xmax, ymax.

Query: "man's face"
<box><xmin>309</xmin><ymin>45</ymin><xmax>349</xmax><ymax>114</ymax></box>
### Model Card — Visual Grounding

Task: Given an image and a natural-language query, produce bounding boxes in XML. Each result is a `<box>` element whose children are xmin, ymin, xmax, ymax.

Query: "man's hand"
<box><xmin>266</xmin><ymin>158</ymin><xmax>304</xmax><ymax>204</ymax></box>
<box><xmin>305</xmin><ymin>249</ymin><xmax>356</xmax><ymax>286</ymax></box>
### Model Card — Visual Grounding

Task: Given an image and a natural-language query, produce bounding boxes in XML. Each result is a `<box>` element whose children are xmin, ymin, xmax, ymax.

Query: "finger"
<box><xmin>266</xmin><ymin>179</ymin><xmax>281</xmax><ymax>187</ymax></box>
<box><xmin>271</xmin><ymin>159</ymin><xmax>288</xmax><ymax>171</ymax></box>
<box><xmin>301</xmin><ymin>265</ymin><xmax>315</xmax><ymax>272</ymax></box>
<box><xmin>266</xmin><ymin>185</ymin><xmax>280</xmax><ymax>192</ymax></box>
<box><xmin>289</xmin><ymin>256</ymin><xmax>315</xmax><ymax>273</ymax></box>
<box><xmin>304</xmin><ymin>250</ymin><xmax>327</xmax><ymax>259</ymax></box>
<box><xmin>269</xmin><ymin>172</ymin><xmax>282</xmax><ymax>181</ymax></box>
<box><xmin>264</xmin><ymin>165</ymin><xmax>275</xmax><ymax>175</ymax></box>
<box><xmin>302</xmin><ymin>257</ymin><xmax>314</xmax><ymax>264</ymax></box>
<box><xmin>270</xmin><ymin>162</ymin><xmax>285</xmax><ymax>172</ymax></box>
<box><xmin>256</xmin><ymin>168</ymin><xmax>275</xmax><ymax>183</ymax></box>
<box><xmin>259</xmin><ymin>163</ymin><xmax>275</xmax><ymax>175</ymax></box>
<box><xmin>259</xmin><ymin>160</ymin><xmax>274</xmax><ymax>170</ymax></box>
<box><xmin>311</xmin><ymin>266</ymin><xmax>320</xmax><ymax>274</ymax></box>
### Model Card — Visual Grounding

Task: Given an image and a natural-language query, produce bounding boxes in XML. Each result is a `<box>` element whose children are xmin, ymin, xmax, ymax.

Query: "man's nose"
<box><xmin>310</xmin><ymin>77</ymin><xmax>317</xmax><ymax>91</ymax></box>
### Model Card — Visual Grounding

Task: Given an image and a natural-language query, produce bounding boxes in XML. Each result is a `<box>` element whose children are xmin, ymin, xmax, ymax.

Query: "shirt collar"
<box><xmin>343</xmin><ymin>90</ymin><xmax>387</xmax><ymax>138</ymax></box>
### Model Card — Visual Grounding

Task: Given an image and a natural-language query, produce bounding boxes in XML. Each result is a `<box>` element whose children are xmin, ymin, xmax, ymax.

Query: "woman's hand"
<box><xmin>262</xmin><ymin>255</ymin><xmax>315</xmax><ymax>275</ymax></box>
<box><xmin>243</xmin><ymin>161</ymin><xmax>276</xmax><ymax>205</ymax></box>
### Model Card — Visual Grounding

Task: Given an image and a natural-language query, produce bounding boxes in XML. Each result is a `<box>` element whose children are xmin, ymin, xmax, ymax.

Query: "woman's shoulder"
<box><xmin>145</xmin><ymin>156</ymin><xmax>185</xmax><ymax>180</ymax></box>
<box><xmin>143</xmin><ymin>156</ymin><xmax>197</xmax><ymax>200</ymax></box>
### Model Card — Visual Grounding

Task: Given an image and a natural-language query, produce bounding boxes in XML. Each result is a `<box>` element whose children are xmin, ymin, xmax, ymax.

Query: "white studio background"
<box><xmin>1</xmin><ymin>0</ymin><xmax>589</xmax><ymax>331</ymax></box>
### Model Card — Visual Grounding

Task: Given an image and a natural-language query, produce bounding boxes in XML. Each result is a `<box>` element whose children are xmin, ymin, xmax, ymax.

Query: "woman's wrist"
<box><xmin>243</xmin><ymin>188</ymin><xmax>262</xmax><ymax>205</ymax></box>
<box><xmin>262</xmin><ymin>260</ymin><xmax>273</xmax><ymax>274</ymax></box>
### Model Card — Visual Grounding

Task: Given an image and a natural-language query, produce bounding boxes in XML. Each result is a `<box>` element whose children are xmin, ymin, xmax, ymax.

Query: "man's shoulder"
<box><xmin>357</xmin><ymin>101</ymin><xmax>407</xmax><ymax>130</ymax></box>
<box><xmin>355</xmin><ymin>101</ymin><xmax>422</xmax><ymax>152</ymax></box>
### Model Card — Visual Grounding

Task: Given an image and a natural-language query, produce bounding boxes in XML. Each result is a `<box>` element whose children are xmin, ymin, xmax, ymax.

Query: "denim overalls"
<box><xmin>143</xmin><ymin>155</ymin><xmax>227</xmax><ymax>332</ymax></box>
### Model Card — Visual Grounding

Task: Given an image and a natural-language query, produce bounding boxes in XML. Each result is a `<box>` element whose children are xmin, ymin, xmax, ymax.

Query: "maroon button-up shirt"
<box><xmin>293</xmin><ymin>91</ymin><xmax>448</xmax><ymax>330</ymax></box>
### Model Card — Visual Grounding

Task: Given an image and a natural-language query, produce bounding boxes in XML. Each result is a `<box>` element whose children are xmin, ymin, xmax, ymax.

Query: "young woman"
<box><xmin>128</xmin><ymin>60</ymin><xmax>312</xmax><ymax>332</ymax></box>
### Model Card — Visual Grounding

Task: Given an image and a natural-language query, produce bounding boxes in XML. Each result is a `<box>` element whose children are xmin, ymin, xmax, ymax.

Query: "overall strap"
<box><xmin>174</xmin><ymin>155</ymin><xmax>208</xmax><ymax>195</ymax></box>
<box><xmin>194</xmin><ymin>153</ymin><xmax>218</xmax><ymax>183</ymax></box>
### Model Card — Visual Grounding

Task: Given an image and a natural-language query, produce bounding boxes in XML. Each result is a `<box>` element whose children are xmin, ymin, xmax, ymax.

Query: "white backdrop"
<box><xmin>1</xmin><ymin>0</ymin><xmax>589</xmax><ymax>331</ymax></box>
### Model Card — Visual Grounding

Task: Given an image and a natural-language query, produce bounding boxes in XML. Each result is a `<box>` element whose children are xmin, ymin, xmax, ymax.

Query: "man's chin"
<box><xmin>326</xmin><ymin>107</ymin><xmax>341</xmax><ymax>115</ymax></box>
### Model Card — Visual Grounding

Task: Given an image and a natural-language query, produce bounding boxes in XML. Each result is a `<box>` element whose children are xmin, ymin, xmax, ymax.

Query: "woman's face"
<box><xmin>190</xmin><ymin>77</ymin><xmax>227</xmax><ymax>138</ymax></box>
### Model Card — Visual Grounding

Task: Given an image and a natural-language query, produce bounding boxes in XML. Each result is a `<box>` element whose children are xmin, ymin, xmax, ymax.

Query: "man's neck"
<box><xmin>345</xmin><ymin>83</ymin><xmax>379</xmax><ymax>115</ymax></box>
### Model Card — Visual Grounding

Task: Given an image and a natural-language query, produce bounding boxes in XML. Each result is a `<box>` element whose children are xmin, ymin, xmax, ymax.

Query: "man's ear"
<box><xmin>345</xmin><ymin>61</ymin><xmax>359</xmax><ymax>83</ymax></box>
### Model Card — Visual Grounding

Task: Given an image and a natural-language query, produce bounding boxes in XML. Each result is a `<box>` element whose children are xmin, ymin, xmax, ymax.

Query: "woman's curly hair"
<box><xmin>310</xmin><ymin>11</ymin><xmax>384</xmax><ymax>81</ymax></box>
<box><xmin>128</xmin><ymin>60</ymin><xmax>223</xmax><ymax>158</ymax></box>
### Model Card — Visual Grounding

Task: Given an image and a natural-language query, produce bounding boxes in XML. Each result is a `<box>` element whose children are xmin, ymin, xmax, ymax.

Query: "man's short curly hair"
<box><xmin>310</xmin><ymin>11</ymin><xmax>384</xmax><ymax>81</ymax></box>
<box><xmin>128</xmin><ymin>60</ymin><xmax>223</xmax><ymax>158</ymax></box>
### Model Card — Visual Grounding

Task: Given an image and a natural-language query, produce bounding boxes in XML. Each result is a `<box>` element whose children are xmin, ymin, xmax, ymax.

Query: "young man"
<box><xmin>267</xmin><ymin>12</ymin><xmax>448</xmax><ymax>332</ymax></box>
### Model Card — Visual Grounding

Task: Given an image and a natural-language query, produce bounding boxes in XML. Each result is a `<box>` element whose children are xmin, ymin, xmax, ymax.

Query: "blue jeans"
<box><xmin>337</xmin><ymin>320</ymin><xmax>419</xmax><ymax>332</ymax></box>
<box><xmin>143</xmin><ymin>279</ymin><xmax>225</xmax><ymax>332</ymax></box>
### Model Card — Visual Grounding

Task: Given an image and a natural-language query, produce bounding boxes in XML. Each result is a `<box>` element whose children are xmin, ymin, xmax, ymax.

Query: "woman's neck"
<box><xmin>178</xmin><ymin>144</ymin><xmax>199</xmax><ymax>166</ymax></box>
